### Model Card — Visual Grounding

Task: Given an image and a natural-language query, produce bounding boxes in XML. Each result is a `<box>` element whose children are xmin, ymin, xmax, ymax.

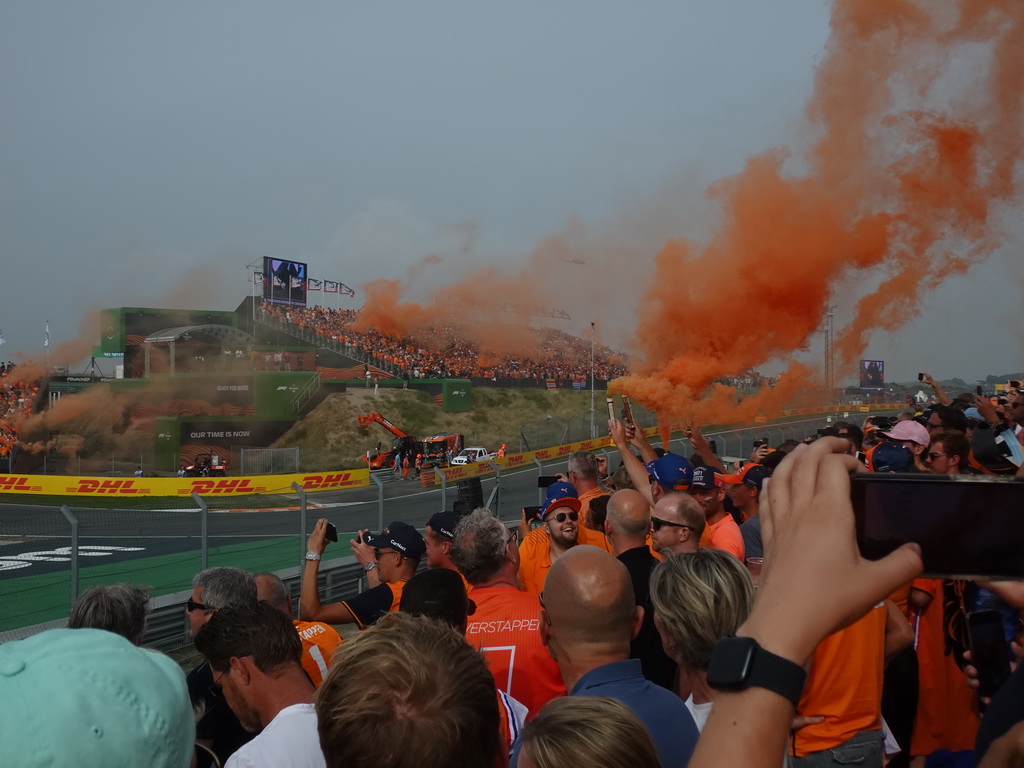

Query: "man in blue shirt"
<box><xmin>537</xmin><ymin>545</ymin><xmax>699</xmax><ymax>767</ymax></box>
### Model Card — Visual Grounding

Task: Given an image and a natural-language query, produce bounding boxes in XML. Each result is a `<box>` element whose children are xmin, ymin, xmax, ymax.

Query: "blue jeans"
<box><xmin>787</xmin><ymin>729</ymin><xmax>883</xmax><ymax>768</ymax></box>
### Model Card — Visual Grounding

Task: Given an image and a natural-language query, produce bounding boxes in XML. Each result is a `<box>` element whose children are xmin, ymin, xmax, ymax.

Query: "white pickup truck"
<box><xmin>450</xmin><ymin>447</ymin><xmax>497</xmax><ymax>465</ymax></box>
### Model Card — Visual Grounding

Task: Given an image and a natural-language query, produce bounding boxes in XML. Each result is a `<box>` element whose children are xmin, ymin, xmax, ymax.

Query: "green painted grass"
<box><xmin>0</xmin><ymin>536</ymin><xmax>303</xmax><ymax>632</ymax></box>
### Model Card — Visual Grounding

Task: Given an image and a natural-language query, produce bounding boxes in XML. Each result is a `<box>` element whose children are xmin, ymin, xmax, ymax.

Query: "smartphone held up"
<box><xmin>852</xmin><ymin>473</ymin><xmax>1024</xmax><ymax>580</ymax></box>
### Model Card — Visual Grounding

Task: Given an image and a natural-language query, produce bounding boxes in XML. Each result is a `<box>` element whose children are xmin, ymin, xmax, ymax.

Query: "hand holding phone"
<box><xmin>325</xmin><ymin>522</ymin><xmax>338</xmax><ymax>543</ymax></box>
<box><xmin>968</xmin><ymin>609</ymin><xmax>1012</xmax><ymax>699</ymax></box>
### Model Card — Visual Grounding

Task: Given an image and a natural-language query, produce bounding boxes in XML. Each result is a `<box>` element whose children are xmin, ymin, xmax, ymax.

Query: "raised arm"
<box><xmin>921</xmin><ymin>372</ymin><xmax>951</xmax><ymax>406</ymax></box>
<box><xmin>300</xmin><ymin>518</ymin><xmax>358</xmax><ymax>624</ymax></box>
<box><xmin>684</xmin><ymin>423</ymin><xmax>726</xmax><ymax>473</ymax></box>
<box><xmin>609</xmin><ymin>418</ymin><xmax>655</xmax><ymax>506</ymax></box>
<box><xmin>688</xmin><ymin>438</ymin><xmax>922</xmax><ymax>768</ymax></box>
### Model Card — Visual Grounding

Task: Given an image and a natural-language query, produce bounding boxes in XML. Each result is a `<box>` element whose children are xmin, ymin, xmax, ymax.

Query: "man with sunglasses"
<box><xmin>185</xmin><ymin>567</ymin><xmax>259</xmax><ymax>767</ymax></box>
<box><xmin>518</xmin><ymin>482</ymin><xmax>581</xmax><ymax>595</ymax></box>
<box><xmin>650</xmin><ymin>492</ymin><xmax>705</xmax><ymax>557</ymax></box>
<box><xmin>300</xmin><ymin>518</ymin><xmax>424</xmax><ymax>628</ymax></box>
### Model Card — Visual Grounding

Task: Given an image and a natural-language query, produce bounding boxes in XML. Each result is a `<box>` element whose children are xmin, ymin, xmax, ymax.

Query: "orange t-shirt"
<box><xmin>517</xmin><ymin>529</ymin><xmax>554</xmax><ymax>595</ymax></box>
<box><xmin>792</xmin><ymin>603</ymin><xmax>886</xmax><ymax>756</ymax></box>
<box><xmin>700</xmin><ymin>515</ymin><xmax>745</xmax><ymax>561</ymax></box>
<box><xmin>577</xmin><ymin>486</ymin><xmax>607</xmax><ymax>527</ymax></box>
<box><xmin>910</xmin><ymin>578</ymin><xmax>980</xmax><ymax>755</ymax></box>
<box><xmin>464</xmin><ymin>584</ymin><xmax>566</xmax><ymax>719</ymax></box>
<box><xmin>293</xmin><ymin>620</ymin><xmax>343</xmax><ymax>687</ymax></box>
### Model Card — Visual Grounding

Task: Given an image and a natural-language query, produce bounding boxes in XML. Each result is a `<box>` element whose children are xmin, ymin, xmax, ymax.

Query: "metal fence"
<box><xmin>0</xmin><ymin>409</ymin><xmax>891</xmax><ymax>653</ymax></box>
<box><xmin>238</xmin><ymin>446</ymin><xmax>301</xmax><ymax>475</ymax></box>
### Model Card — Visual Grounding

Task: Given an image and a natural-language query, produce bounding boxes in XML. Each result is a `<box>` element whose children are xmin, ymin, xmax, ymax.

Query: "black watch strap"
<box><xmin>707</xmin><ymin>635</ymin><xmax>807</xmax><ymax>707</ymax></box>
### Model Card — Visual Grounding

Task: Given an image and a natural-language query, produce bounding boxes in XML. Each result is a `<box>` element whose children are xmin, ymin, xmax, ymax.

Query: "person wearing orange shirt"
<box><xmin>518</xmin><ymin>482</ymin><xmax>581</xmax><ymax>595</ymax></box>
<box><xmin>300</xmin><ymin>519</ymin><xmax>424</xmax><ymax>629</ymax></box>
<box><xmin>789</xmin><ymin>604</ymin><xmax>888</xmax><ymax>764</ymax></box>
<box><xmin>690</xmin><ymin>466</ymin><xmax>744</xmax><ymax>561</ymax></box>
<box><xmin>255</xmin><ymin>571</ymin><xmax>342</xmax><ymax>688</ymax></box>
<box><xmin>451</xmin><ymin>507</ymin><xmax>566</xmax><ymax>719</ymax></box>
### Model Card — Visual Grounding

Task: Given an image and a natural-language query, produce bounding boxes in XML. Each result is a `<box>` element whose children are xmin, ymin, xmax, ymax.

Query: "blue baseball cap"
<box><xmin>538</xmin><ymin>481</ymin><xmax>582</xmax><ymax>520</ymax></box>
<box><xmin>646</xmin><ymin>453</ymin><xmax>694</xmax><ymax>491</ymax></box>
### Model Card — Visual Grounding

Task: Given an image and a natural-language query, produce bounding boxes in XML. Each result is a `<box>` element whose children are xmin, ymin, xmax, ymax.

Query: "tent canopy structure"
<box><xmin>143</xmin><ymin>325</ymin><xmax>256</xmax><ymax>375</ymax></box>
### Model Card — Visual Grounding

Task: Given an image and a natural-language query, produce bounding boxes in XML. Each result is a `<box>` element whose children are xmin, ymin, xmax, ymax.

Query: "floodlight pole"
<box><xmin>590</xmin><ymin>322</ymin><xmax>596</xmax><ymax>439</ymax></box>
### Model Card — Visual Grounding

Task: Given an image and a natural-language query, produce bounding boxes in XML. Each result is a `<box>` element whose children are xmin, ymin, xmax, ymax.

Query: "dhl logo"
<box><xmin>0</xmin><ymin>476</ymin><xmax>37</xmax><ymax>491</ymax></box>
<box><xmin>67</xmin><ymin>479</ymin><xmax>148</xmax><ymax>495</ymax></box>
<box><xmin>534</xmin><ymin>450</ymin><xmax>551</xmax><ymax>460</ymax></box>
<box><xmin>300</xmin><ymin>473</ymin><xmax>356</xmax><ymax>490</ymax></box>
<box><xmin>179</xmin><ymin>479</ymin><xmax>263</xmax><ymax>495</ymax></box>
<box><xmin>557</xmin><ymin>445</ymin><xmax>573</xmax><ymax>456</ymax></box>
<box><xmin>445</xmin><ymin>469</ymin><xmax>467</xmax><ymax>480</ymax></box>
<box><xmin>504</xmin><ymin>456</ymin><xmax>525</xmax><ymax>466</ymax></box>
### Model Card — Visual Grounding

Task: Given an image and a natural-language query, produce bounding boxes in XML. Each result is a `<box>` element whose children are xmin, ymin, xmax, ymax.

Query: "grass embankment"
<box><xmin>274</xmin><ymin>387</ymin><xmax>598</xmax><ymax>471</ymax></box>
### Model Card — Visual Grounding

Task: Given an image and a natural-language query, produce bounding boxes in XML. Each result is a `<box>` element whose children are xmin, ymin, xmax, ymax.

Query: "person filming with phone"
<box><xmin>300</xmin><ymin>518</ymin><xmax>424</xmax><ymax>628</ymax></box>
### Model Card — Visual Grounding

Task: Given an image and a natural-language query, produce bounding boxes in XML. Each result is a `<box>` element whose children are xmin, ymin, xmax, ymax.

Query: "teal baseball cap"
<box><xmin>0</xmin><ymin>628</ymin><xmax>195</xmax><ymax>767</ymax></box>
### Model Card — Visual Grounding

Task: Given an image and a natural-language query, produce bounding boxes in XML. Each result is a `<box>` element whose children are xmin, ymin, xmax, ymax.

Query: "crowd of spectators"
<box><xmin>0</xmin><ymin>363</ymin><xmax>40</xmax><ymax>461</ymax></box>
<box><xmin>7</xmin><ymin>374</ymin><xmax>1024</xmax><ymax>767</ymax></box>
<box><xmin>261</xmin><ymin>302</ymin><xmax>630</xmax><ymax>382</ymax></box>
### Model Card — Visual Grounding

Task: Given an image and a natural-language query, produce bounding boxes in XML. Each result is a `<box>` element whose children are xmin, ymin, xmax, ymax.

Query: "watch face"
<box><xmin>707</xmin><ymin>636</ymin><xmax>757</xmax><ymax>690</ymax></box>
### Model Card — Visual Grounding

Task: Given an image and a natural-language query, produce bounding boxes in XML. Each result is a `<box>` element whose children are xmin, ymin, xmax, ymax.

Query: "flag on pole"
<box><xmin>45</xmin><ymin>322</ymin><xmax>50</xmax><ymax>348</ymax></box>
<box><xmin>323</xmin><ymin>280</ymin><xmax>339</xmax><ymax>293</ymax></box>
<box><xmin>338</xmin><ymin>282</ymin><xmax>355</xmax><ymax>297</ymax></box>
<box><xmin>308</xmin><ymin>279</ymin><xmax>322</xmax><ymax>291</ymax></box>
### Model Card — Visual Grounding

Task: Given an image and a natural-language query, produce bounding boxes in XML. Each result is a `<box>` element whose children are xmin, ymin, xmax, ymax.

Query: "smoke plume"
<box><xmin>351</xmin><ymin>1</ymin><xmax>1023</xmax><ymax>426</ymax></box>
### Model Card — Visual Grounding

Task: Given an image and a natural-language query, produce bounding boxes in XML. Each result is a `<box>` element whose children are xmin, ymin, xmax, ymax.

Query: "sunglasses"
<box><xmin>186</xmin><ymin>597</ymin><xmax>208</xmax><ymax>612</ymax></box>
<box><xmin>546</xmin><ymin>511</ymin><xmax>579</xmax><ymax>524</ymax></box>
<box><xmin>651</xmin><ymin>516</ymin><xmax>695</xmax><ymax>532</ymax></box>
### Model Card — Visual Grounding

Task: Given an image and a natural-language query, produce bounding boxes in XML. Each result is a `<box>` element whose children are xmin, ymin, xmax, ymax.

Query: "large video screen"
<box><xmin>263</xmin><ymin>257</ymin><xmax>307</xmax><ymax>307</ymax></box>
<box><xmin>860</xmin><ymin>360</ymin><xmax>885</xmax><ymax>391</ymax></box>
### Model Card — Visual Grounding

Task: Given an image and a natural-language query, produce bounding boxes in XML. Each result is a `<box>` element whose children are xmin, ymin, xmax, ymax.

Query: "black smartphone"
<box><xmin>622</xmin><ymin>397</ymin><xmax>634</xmax><ymax>425</ymax></box>
<box><xmin>523</xmin><ymin>505</ymin><xmax>543</xmax><ymax>520</ymax></box>
<box><xmin>537</xmin><ymin>476</ymin><xmax>560</xmax><ymax>488</ymax></box>
<box><xmin>1010</xmin><ymin>380</ymin><xmax>1022</xmax><ymax>390</ymax></box>
<box><xmin>918</xmin><ymin>372</ymin><xmax>926</xmax><ymax>381</ymax></box>
<box><xmin>708</xmin><ymin>439</ymin><xmax>718</xmax><ymax>454</ymax></box>
<box><xmin>855</xmin><ymin>451</ymin><xmax>867</xmax><ymax>464</ymax></box>
<box><xmin>325</xmin><ymin>522</ymin><xmax>338</xmax><ymax>543</ymax></box>
<box><xmin>753</xmin><ymin>439</ymin><xmax>769</xmax><ymax>449</ymax></box>
<box><xmin>968</xmin><ymin>609</ymin><xmax>1012</xmax><ymax>699</ymax></box>
<box><xmin>852</xmin><ymin>473</ymin><xmax>1024</xmax><ymax>579</ymax></box>
<box><xmin>606</xmin><ymin>396</ymin><xmax>616</xmax><ymax>420</ymax></box>
<box><xmin>977</xmin><ymin>385</ymin><xmax>985</xmax><ymax>396</ymax></box>
<box><xmin>507</xmin><ymin>525</ymin><xmax>520</xmax><ymax>544</ymax></box>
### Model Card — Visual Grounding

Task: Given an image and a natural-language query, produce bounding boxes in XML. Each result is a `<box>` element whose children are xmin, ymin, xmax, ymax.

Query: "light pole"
<box><xmin>590</xmin><ymin>322</ymin><xmax>596</xmax><ymax>438</ymax></box>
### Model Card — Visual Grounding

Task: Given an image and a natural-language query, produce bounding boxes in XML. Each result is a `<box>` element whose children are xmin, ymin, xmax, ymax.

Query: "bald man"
<box><xmin>254</xmin><ymin>572</ymin><xmax>342</xmax><ymax>688</ymax></box>
<box><xmin>650</xmin><ymin>492</ymin><xmax>705</xmax><ymax>556</ymax></box>
<box><xmin>604</xmin><ymin>489</ymin><xmax>677</xmax><ymax>690</ymax></box>
<box><xmin>535</xmin><ymin>546</ymin><xmax>698</xmax><ymax>768</ymax></box>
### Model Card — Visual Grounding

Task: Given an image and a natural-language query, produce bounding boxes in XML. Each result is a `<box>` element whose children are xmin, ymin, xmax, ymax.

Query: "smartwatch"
<box><xmin>707</xmin><ymin>635</ymin><xmax>807</xmax><ymax>707</ymax></box>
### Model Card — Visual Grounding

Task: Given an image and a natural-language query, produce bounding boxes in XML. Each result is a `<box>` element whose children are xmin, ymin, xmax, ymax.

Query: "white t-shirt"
<box><xmin>225</xmin><ymin>703</ymin><xmax>325</xmax><ymax>768</ymax></box>
<box><xmin>684</xmin><ymin>694</ymin><xmax>713</xmax><ymax>732</ymax></box>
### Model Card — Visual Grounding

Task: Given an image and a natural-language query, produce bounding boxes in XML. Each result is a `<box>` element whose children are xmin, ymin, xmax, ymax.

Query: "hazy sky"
<box><xmin>1</xmin><ymin>1</ymin><xmax>1020</xmax><ymax>384</ymax></box>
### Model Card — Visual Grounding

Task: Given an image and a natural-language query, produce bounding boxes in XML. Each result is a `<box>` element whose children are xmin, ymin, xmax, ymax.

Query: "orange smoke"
<box><xmin>615</xmin><ymin>0</ymin><xmax>1023</xmax><ymax>425</ymax></box>
<box><xmin>351</xmin><ymin>0</ymin><xmax>1022</xmax><ymax>426</ymax></box>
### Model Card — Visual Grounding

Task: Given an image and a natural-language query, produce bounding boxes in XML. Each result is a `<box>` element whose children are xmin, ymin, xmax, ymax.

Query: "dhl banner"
<box><xmin>0</xmin><ymin>469</ymin><xmax>371</xmax><ymax>497</ymax></box>
<box><xmin>0</xmin><ymin>403</ymin><xmax>902</xmax><ymax>497</ymax></box>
